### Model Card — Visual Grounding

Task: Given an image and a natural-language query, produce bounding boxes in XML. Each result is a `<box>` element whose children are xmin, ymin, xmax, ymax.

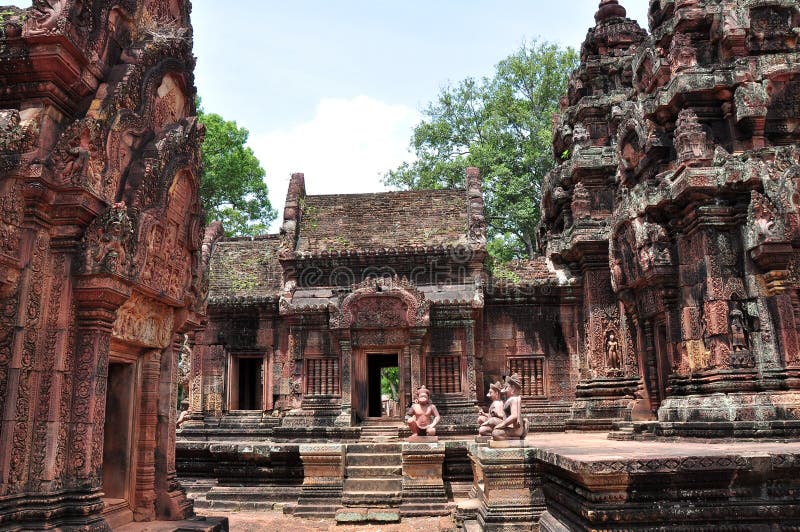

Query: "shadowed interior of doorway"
<box><xmin>367</xmin><ymin>353</ymin><xmax>399</xmax><ymax>418</ymax></box>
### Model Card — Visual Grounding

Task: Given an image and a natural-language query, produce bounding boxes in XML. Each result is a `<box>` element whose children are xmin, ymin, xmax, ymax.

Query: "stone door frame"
<box><xmin>102</xmin><ymin>347</ymin><xmax>143</xmax><ymax>528</ymax></box>
<box><xmin>225</xmin><ymin>350</ymin><xmax>272</xmax><ymax>411</ymax></box>
<box><xmin>353</xmin><ymin>346</ymin><xmax>406</xmax><ymax>423</ymax></box>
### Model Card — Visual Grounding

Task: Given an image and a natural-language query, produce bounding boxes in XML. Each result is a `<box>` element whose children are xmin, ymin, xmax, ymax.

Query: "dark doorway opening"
<box><xmin>103</xmin><ymin>362</ymin><xmax>134</xmax><ymax>502</ymax></box>
<box><xmin>367</xmin><ymin>353</ymin><xmax>399</xmax><ymax>418</ymax></box>
<box><xmin>238</xmin><ymin>357</ymin><xmax>263</xmax><ymax>410</ymax></box>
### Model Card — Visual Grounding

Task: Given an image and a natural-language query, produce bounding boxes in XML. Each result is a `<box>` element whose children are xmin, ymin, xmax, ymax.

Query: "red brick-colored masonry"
<box><xmin>175</xmin><ymin>0</ymin><xmax>800</xmax><ymax>527</ymax></box>
<box><xmin>189</xmin><ymin>0</ymin><xmax>800</xmax><ymax>443</ymax></box>
<box><xmin>0</xmin><ymin>1</ymin><xmax>210</xmax><ymax>529</ymax></box>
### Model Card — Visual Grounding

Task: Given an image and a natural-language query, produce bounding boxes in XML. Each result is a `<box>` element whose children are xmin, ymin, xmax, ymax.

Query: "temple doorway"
<box><xmin>367</xmin><ymin>353</ymin><xmax>399</xmax><ymax>418</ymax></box>
<box><xmin>229</xmin><ymin>355</ymin><xmax>263</xmax><ymax>410</ymax></box>
<box><xmin>102</xmin><ymin>361</ymin><xmax>136</xmax><ymax>526</ymax></box>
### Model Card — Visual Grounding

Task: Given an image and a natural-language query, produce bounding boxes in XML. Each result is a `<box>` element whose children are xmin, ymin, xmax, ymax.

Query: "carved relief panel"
<box><xmin>112</xmin><ymin>292</ymin><xmax>175</xmax><ymax>349</ymax></box>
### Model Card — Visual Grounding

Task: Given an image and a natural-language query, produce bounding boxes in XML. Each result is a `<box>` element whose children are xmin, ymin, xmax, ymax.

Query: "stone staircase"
<box><xmin>359</xmin><ymin>420</ymin><xmax>401</xmax><ymax>442</ymax></box>
<box><xmin>218</xmin><ymin>410</ymin><xmax>281</xmax><ymax>429</ymax></box>
<box><xmin>336</xmin><ymin>442</ymin><xmax>403</xmax><ymax>522</ymax></box>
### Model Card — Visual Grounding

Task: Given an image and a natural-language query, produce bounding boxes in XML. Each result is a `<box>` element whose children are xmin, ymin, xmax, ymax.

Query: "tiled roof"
<box><xmin>295</xmin><ymin>190</ymin><xmax>468</xmax><ymax>253</ymax></box>
<box><xmin>494</xmin><ymin>257</ymin><xmax>558</xmax><ymax>284</ymax></box>
<box><xmin>208</xmin><ymin>235</ymin><xmax>282</xmax><ymax>301</ymax></box>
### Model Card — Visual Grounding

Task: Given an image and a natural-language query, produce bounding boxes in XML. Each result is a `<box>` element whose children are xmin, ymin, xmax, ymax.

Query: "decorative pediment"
<box><xmin>329</xmin><ymin>276</ymin><xmax>430</xmax><ymax>330</ymax></box>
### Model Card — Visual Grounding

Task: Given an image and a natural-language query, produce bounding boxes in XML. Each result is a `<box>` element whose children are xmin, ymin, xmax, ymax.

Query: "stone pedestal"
<box><xmin>400</xmin><ymin>442</ymin><xmax>449</xmax><ymax>516</ymax></box>
<box><xmin>566</xmin><ymin>377</ymin><xmax>639</xmax><ymax>430</ymax></box>
<box><xmin>294</xmin><ymin>444</ymin><xmax>345</xmax><ymax>518</ymax></box>
<box><xmin>468</xmin><ymin>443</ymin><xmax>545</xmax><ymax>531</ymax></box>
<box><xmin>654</xmin><ymin>391</ymin><xmax>800</xmax><ymax>437</ymax></box>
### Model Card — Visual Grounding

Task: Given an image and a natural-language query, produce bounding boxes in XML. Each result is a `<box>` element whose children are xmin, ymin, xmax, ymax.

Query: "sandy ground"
<box><xmin>196</xmin><ymin>510</ymin><xmax>456</xmax><ymax>532</ymax></box>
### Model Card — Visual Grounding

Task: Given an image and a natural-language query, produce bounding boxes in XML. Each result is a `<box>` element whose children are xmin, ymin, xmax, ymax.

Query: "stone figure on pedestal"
<box><xmin>406</xmin><ymin>385</ymin><xmax>441</xmax><ymax>437</ymax></box>
<box><xmin>491</xmin><ymin>373</ymin><xmax>529</xmax><ymax>440</ymax></box>
<box><xmin>478</xmin><ymin>381</ymin><xmax>505</xmax><ymax>436</ymax></box>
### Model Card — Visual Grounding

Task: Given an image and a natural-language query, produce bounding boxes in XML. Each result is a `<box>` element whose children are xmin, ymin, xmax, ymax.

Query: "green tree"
<box><xmin>384</xmin><ymin>41</ymin><xmax>577</xmax><ymax>260</ymax></box>
<box><xmin>198</xmin><ymin>101</ymin><xmax>276</xmax><ymax>236</ymax></box>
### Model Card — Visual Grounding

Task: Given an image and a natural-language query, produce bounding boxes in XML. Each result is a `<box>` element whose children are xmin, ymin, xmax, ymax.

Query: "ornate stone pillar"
<box><xmin>2</xmin><ymin>231</ymin><xmax>48</xmax><ymax>495</ymax></box>
<box><xmin>464</xmin><ymin>319</ymin><xmax>478</xmax><ymax>402</ymax></box>
<box><xmin>203</xmin><ymin>344</ymin><xmax>225</xmax><ymax>418</ymax></box>
<box><xmin>409</xmin><ymin>327</ymin><xmax>426</xmax><ymax>393</ymax></box>
<box><xmin>155</xmin><ymin>335</ymin><xmax>192</xmax><ymax>519</ymax></box>
<box><xmin>401</xmin><ymin>442</ymin><xmax>448</xmax><ymax>516</ymax></box>
<box><xmin>186</xmin><ymin>330</ymin><xmax>204</xmax><ymax>423</ymax></box>
<box><xmin>335</xmin><ymin>333</ymin><xmax>353</xmax><ymax>426</ymax></box>
<box><xmin>469</xmin><ymin>443</ymin><xmax>545</xmax><ymax>531</ymax></box>
<box><xmin>134</xmin><ymin>349</ymin><xmax>160</xmax><ymax>521</ymax></box>
<box><xmin>294</xmin><ymin>443</ymin><xmax>345</xmax><ymax>518</ymax></box>
<box><xmin>68</xmin><ymin>276</ymin><xmax>129</xmax><ymax>499</ymax></box>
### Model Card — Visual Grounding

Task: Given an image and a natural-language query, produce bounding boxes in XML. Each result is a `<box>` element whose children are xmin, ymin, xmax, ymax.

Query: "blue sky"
<box><xmin>9</xmin><ymin>1</ymin><xmax>651</xmax><ymax>227</ymax></box>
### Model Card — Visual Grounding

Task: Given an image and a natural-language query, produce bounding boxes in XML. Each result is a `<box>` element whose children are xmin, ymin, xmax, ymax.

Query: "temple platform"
<box><xmin>464</xmin><ymin>432</ymin><xmax>800</xmax><ymax>531</ymax></box>
<box><xmin>177</xmin><ymin>431</ymin><xmax>800</xmax><ymax>530</ymax></box>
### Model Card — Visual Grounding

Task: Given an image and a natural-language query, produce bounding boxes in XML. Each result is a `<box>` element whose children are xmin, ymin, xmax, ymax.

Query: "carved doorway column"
<box><xmin>70</xmin><ymin>276</ymin><xmax>130</xmax><ymax>507</ymax></box>
<box><xmin>409</xmin><ymin>327</ymin><xmax>426</xmax><ymax>395</ymax></box>
<box><xmin>335</xmin><ymin>331</ymin><xmax>353</xmax><ymax>426</ymax></box>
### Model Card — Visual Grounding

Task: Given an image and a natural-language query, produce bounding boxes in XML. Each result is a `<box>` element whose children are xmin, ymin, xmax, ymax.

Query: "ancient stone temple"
<box><xmin>543</xmin><ymin>0</ymin><xmax>800</xmax><ymax>437</ymax></box>
<box><xmin>185</xmin><ymin>168</ymin><xmax>581</xmax><ymax>438</ymax></box>
<box><xmin>178</xmin><ymin>0</ymin><xmax>800</xmax><ymax>529</ymax></box>
<box><xmin>0</xmin><ymin>0</ymin><xmax>212</xmax><ymax>529</ymax></box>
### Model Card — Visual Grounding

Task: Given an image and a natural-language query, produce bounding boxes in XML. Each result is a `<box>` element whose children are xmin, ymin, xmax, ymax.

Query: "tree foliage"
<box><xmin>384</xmin><ymin>41</ymin><xmax>577</xmax><ymax>260</ymax></box>
<box><xmin>197</xmin><ymin>101</ymin><xmax>276</xmax><ymax>236</ymax></box>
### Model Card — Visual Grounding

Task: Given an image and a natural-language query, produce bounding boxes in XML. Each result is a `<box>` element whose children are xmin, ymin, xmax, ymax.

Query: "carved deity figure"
<box><xmin>668</xmin><ymin>33</ymin><xmax>697</xmax><ymax>75</ymax></box>
<box><xmin>750</xmin><ymin>191</ymin><xmax>777</xmax><ymax>241</ymax></box>
<box><xmin>571</xmin><ymin>182</ymin><xmax>591</xmax><ymax>220</ymax></box>
<box><xmin>176</xmin><ymin>398</ymin><xmax>189</xmax><ymax>428</ymax></box>
<box><xmin>406</xmin><ymin>385</ymin><xmax>440</xmax><ymax>436</ymax></box>
<box><xmin>478</xmin><ymin>381</ymin><xmax>506</xmax><ymax>436</ymax></box>
<box><xmin>177</xmin><ymin>334</ymin><xmax>191</xmax><ymax>389</ymax></box>
<box><xmin>84</xmin><ymin>202</ymin><xmax>132</xmax><ymax>274</ymax></box>
<box><xmin>57</xmin><ymin>123</ymin><xmax>102</xmax><ymax>190</ymax></box>
<box><xmin>729</xmin><ymin>308</ymin><xmax>749</xmax><ymax>352</ymax></box>
<box><xmin>674</xmin><ymin>108</ymin><xmax>711</xmax><ymax>165</ymax></box>
<box><xmin>491</xmin><ymin>373</ymin><xmax>529</xmax><ymax>441</ymax></box>
<box><xmin>26</xmin><ymin>0</ymin><xmax>66</xmax><ymax>36</ymax></box>
<box><xmin>610</xmin><ymin>255</ymin><xmax>625</xmax><ymax>291</ymax></box>
<box><xmin>605</xmin><ymin>330</ymin><xmax>621</xmax><ymax>369</ymax></box>
<box><xmin>572</xmin><ymin>122</ymin><xmax>591</xmax><ymax>150</ymax></box>
<box><xmin>63</xmin><ymin>146</ymin><xmax>91</xmax><ymax>182</ymax></box>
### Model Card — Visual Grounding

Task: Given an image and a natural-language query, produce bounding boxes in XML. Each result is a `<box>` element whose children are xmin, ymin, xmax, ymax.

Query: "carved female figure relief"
<box><xmin>729</xmin><ymin>307</ymin><xmax>749</xmax><ymax>353</ymax></box>
<box><xmin>605</xmin><ymin>329</ymin><xmax>621</xmax><ymax>369</ymax></box>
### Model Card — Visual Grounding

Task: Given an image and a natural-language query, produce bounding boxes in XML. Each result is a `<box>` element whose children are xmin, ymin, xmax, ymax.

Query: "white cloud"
<box><xmin>249</xmin><ymin>95</ymin><xmax>420</xmax><ymax>232</ymax></box>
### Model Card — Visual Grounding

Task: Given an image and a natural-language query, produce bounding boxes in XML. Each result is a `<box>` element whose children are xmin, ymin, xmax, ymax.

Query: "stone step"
<box><xmin>292</xmin><ymin>503</ymin><xmax>340</xmax><ymax>519</ymax></box>
<box><xmin>463</xmin><ymin>519</ymin><xmax>483</xmax><ymax>532</ymax></box>
<box><xmin>117</xmin><ymin>516</ymin><xmax>229</xmax><ymax>531</ymax></box>
<box><xmin>346</xmin><ymin>452</ymin><xmax>402</xmax><ymax>467</ymax></box>
<box><xmin>345</xmin><ymin>465</ymin><xmax>402</xmax><ymax>478</ymax></box>
<box><xmin>341</xmin><ymin>491</ymin><xmax>402</xmax><ymax>507</ymax></box>
<box><xmin>347</xmin><ymin>442</ymin><xmax>402</xmax><ymax>454</ymax></box>
<box><xmin>335</xmin><ymin>507</ymin><xmax>401</xmax><ymax>523</ymax></box>
<box><xmin>205</xmin><ymin>485</ymin><xmax>302</xmax><ymax>502</ymax></box>
<box><xmin>344</xmin><ymin>478</ymin><xmax>402</xmax><ymax>493</ymax></box>
<box><xmin>193</xmin><ymin>499</ymin><xmax>279</xmax><ymax>512</ymax></box>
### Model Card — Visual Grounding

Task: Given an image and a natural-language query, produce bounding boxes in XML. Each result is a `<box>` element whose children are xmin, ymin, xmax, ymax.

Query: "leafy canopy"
<box><xmin>384</xmin><ymin>40</ymin><xmax>577</xmax><ymax>261</ymax></box>
<box><xmin>197</xmin><ymin>100</ymin><xmax>276</xmax><ymax>236</ymax></box>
